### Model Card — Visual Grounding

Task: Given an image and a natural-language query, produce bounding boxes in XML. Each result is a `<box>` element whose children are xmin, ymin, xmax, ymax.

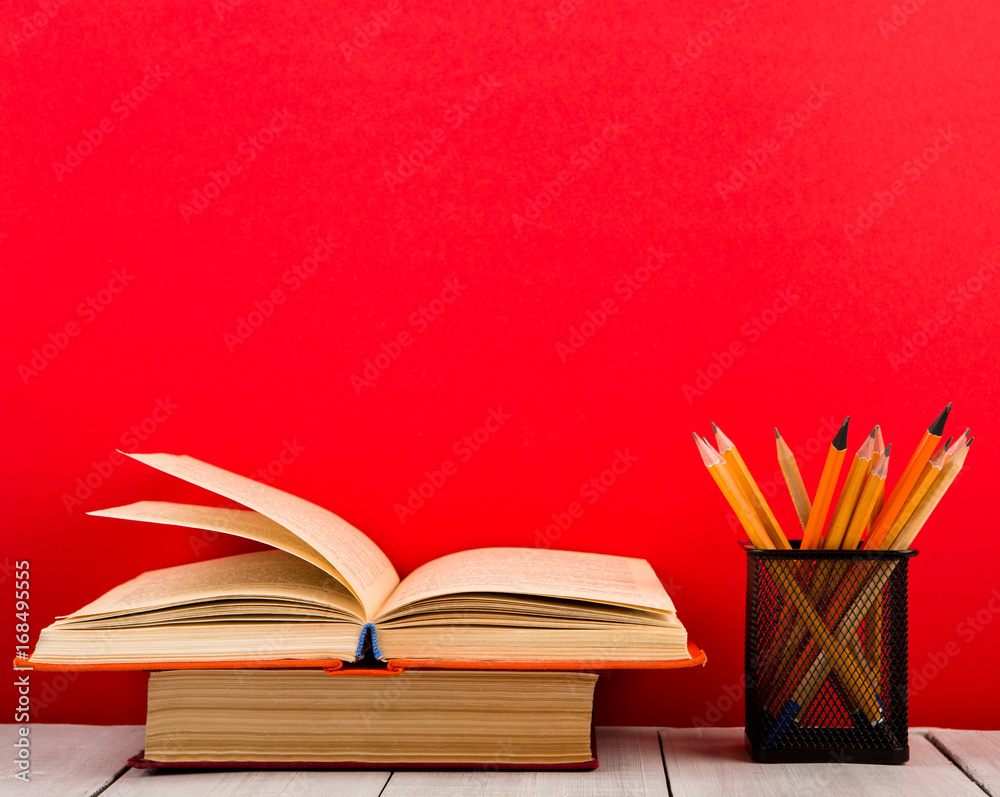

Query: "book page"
<box><xmin>376</xmin><ymin>547</ymin><xmax>676</xmax><ymax>618</ymax></box>
<box><xmin>60</xmin><ymin>550</ymin><xmax>365</xmax><ymax>621</ymax></box>
<box><xmin>122</xmin><ymin>453</ymin><xmax>399</xmax><ymax>619</ymax></box>
<box><xmin>90</xmin><ymin>502</ymin><xmax>346</xmax><ymax>583</ymax></box>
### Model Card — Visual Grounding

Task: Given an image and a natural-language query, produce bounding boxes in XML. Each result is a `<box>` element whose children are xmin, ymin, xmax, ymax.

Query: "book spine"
<box><xmin>355</xmin><ymin>623</ymin><xmax>382</xmax><ymax>660</ymax></box>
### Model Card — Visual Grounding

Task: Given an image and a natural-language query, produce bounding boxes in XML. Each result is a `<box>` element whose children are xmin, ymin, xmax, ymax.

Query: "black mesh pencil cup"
<box><xmin>742</xmin><ymin>541</ymin><xmax>917</xmax><ymax>764</ymax></box>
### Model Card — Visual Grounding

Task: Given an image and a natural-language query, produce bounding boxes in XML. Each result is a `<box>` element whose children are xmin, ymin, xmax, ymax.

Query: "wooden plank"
<box><xmin>381</xmin><ymin>727</ymin><xmax>668</xmax><ymax>797</ymax></box>
<box><xmin>661</xmin><ymin>728</ymin><xmax>985</xmax><ymax>797</ymax></box>
<box><xmin>105</xmin><ymin>767</ymin><xmax>390</xmax><ymax>797</ymax></box>
<box><xmin>929</xmin><ymin>729</ymin><xmax>1000</xmax><ymax>796</ymax></box>
<box><xmin>1</xmin><ymin>723</ymin><xmax>144</xmax><ymax>796</ymax></box>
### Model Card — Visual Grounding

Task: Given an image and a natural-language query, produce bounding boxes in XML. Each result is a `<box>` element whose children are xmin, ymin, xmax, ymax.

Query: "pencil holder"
<box><xmin>742</xmin><ymin>541</ymin><xmax>917</xmax><ymax>764</ymax></box>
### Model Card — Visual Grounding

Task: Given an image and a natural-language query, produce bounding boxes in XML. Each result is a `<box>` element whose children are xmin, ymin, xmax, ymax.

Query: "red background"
<box><xmin>3</xmin><ymin>0</ymin><xmax>999</xmax><ymax>729</ymax></box>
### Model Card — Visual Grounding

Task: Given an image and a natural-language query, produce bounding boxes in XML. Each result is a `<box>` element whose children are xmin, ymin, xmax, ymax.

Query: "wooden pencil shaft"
<box><xmin>880</xmin><ymin>458</ymin><xmax>943</xmax><ymax>551</ymax></box>
<box><xmin>890</xmin><ymin>445</ymin><xmax>968</xmax><ymax>550</ymax></box>
<box><xmin>776</xmin><ymin>432</ymin><xmax>811</xmax><ymax>531</ymax></box>
<box><xmin>824</xmin><ymin>454</ymin><xmax>872</xmax><ymax>550</ymax></box>
<box><xmin>725</xmin><ymin>446</ymin><xmax>791</xmax><ymax>550</ymax></box>
<box><xmin>801</xmin><ymin>444</ymin><xmax>847</xmax><ymax>549</ymax></box>
<box><xmin>866</xmin><ymin>406</ymin><xmax>950</xmax><ymax>549</ymax></box>
<box><xmin>791</xmin><ymin>561</ymin><xmax>896</xmax><ymax>719</ymax></box>
<box><xmin>764</xmin><ymin>559</ymin><xmax>883</xmax><ymax>723</ymax></box>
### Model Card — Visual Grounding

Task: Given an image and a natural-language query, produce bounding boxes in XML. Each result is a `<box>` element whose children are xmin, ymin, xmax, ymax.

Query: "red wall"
<box><xmin>4</xmin><ymin>0</ymin><xmax>1000</xmax><ymax>730</ymax></box>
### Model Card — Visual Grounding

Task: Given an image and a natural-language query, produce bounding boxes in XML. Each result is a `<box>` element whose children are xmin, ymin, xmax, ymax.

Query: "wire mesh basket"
<box><xmin>743</xmin><ymin>540</ymin><xmax>917</xmax><ymax>764</ymax></box>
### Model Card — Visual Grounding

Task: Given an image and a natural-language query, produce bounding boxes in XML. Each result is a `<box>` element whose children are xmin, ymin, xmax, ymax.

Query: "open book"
<box><xmin>29</xmin><ymin>453</ymin><xmax>692</xmax><ymax>667</ymax></box>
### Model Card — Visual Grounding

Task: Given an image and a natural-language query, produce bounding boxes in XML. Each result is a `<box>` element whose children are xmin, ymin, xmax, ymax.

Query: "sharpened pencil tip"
<box><xmin>868</xmin><ymin>427</ymin><xmax>876</xmax><ymax>438</ymax></box>
<box><xmin>929</xmin><ymin>403</ymin><xmax>952</xmax><ymax>436</ymax></box>
<box><xmin>711</xmin><ymin>422</ymin><xmax>719</xmax><ymax>434</ymax></box>
<box><xmin>774</xmin><ymin>427</ymin><xmax>781</xmax><ymax>439</ymax></box>
<box><xmin>967</xmin><ymin>437</ymin><xmax>973</xmax><ymax>447</ymax></box>
<box><xmin>884</xmin><ymin>443</ymin><xmax>892</xmax><ymax>456</ymax></box>
<box><xmin>832</xmin><ymin>416</ymin><xmax>850</xmax><ymax>450</ymax></box>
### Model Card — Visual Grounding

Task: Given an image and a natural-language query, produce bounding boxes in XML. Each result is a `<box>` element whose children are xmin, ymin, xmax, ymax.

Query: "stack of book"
<box><xmin>22</xmin><ymin>453</ymin><xmax>704</xmax><ymax>769</ymax></box>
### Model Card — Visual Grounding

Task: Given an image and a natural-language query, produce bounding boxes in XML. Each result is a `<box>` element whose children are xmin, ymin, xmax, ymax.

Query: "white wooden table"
<box><xmin>3</xmin><ymin>725</ymin><xmax>998</xmax><ymax>796</ymax></box>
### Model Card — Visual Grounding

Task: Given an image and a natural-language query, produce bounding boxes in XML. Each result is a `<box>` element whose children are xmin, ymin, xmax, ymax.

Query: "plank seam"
<box><xmin>87</xmin><ymin>758</ymin><xmax>134</xmax><ymax>797</ymax></box>
<box><xmin>376</xmin><ymin>771</ymin><xmax>395</xmax><ymax>797</ymax></box>
<box><xmin>926</xmin><ymin>732</ymin><xmax>997</xmax><ymax>797</ymax></box>
<box><xmin>657</xmin><ymin>729</ymin><xmax>674</xmax><ymax>797</ymax></box>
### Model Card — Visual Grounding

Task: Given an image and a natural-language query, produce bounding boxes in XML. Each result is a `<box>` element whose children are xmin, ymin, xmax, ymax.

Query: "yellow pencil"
<box><xmin>841</xmin><ymin>446</ymin><xmax>889</xmax><ymax>551</ymax></box>
<box><xmin>880</xmin><ymin>441</ymin><xmax>950</xmax><ymax>550</ymax></box>
<box><xmin>890</xmin><ymin>438</ymin><xmax>971</xmax><ymax>550</ymax></box>
<box><xmin>694</xmin><ymin>434</ymin><xmax>772</xmax><ymax>549</ymax></box>
<box><xmin>714</xmin><ymin>424</ymin><xmax>790</xmax><ymax>549</ymax></box>
<box><xmin>865</xmin><ymin>404</ymin><xmax>950</xmax><ymax>549</ymax></box>
<box><xmin>801</xmin><ymin>416</ymin><xmax>850</xmax><ymax>549</ymax></box>
<box><xmin>824</xmin><ymin>428</ymin><xmax>877</xmax><ymax>550</ymax></box>
<box><xmin>776</xmin><ymin>428</ymin><xmax>811</xmax><ymax>531</ymax></box>
<box><xmin>872</xmin><ymin>424</ymin><xmax>885</xmax><ymax>464</ymax></box>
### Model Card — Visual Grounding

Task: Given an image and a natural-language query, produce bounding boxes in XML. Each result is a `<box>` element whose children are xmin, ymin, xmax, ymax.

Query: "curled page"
<box><xmin>119</xmin><ymin>453</ymin><xmax>398</xmax><ymax>620</ymax></box>
<box><xmin>90</xmin><ymin>502</ymin><xmax>346</xmax><ymax>584</ymax></box>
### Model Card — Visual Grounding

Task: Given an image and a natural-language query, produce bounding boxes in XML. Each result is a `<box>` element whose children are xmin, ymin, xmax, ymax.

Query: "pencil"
<box><xmin>787</xmin><ymin>560</ymin><xmax>896</xmax><ymax>723</ymax></box>
<box><xmin>824</xmin><ymin>428</ymin><xmax>877</xmax><ymax>550</ymax></box>
<box><xmin>715</xmin><ymin>424</ymin><xmax>790</xmax><ymax>549</ymax></box>
<box><xmin>694</xmin><ymin>434</ymin><xmax>772</xmax><ymax>550</ymax></box>
<box><xmin>841</xmin><ymin>446</ymin><xmax>889</xmax><ymax>551</ymax></box>
<box><xmin>880</xmin><ymin>441</ymin><xmax>950</xmax><ymax>550</ymax></box>
<box><xmin>768</xmin><ymin>446</ymin><xmax>887</xmax><ymax>708</ymax></box>
<box><xmin>872</xmin><ymin>425</ymin><xmax>885</xmax><ymax>464</ymax></box>
<box><xmin>767</xmin><ymin>558</ymin><xmax>885</xmax><ymax>725</ymax></box>
<box><xmin>801</xmin><ymin>416</ymin><xmax>850</xmax><ymax>549</ymax></box>
<box><xmin>864</xmin><ymin>403</ymin><xmax>951</xmax><ymax>549</ymax></box>
<box><xmin>776</xmin><ymin>428</ymin><xmax>811</xmax><ymax>531</ymax></box>
<box><xmin>890</xmin><ymin>438</ymin><xmax>971</xmax><ymax>550</ymax></box>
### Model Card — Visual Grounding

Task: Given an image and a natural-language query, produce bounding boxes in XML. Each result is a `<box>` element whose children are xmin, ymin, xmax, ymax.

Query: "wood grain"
<box><xmin>929</xmin><ymin>729</ymin><xmax>1000</xmax><ymax>796</ymax></box>
<box><xmin>104</xmin><ymin>767</ymin><xmax>391</xmax><ymax>797</ymax></box>
<box><xmin>1</xmin><ymin>723</ymin><xmax>143</xmax><ymax>796</ymax></box>
<box><xmin>661</xmin><ymin>727</ymin><xmax>986</xmax><ymax>797</ymax></box>
<box><xmin>381</xmin><ymin>727</ymin><xmax>668</xmax><ymax>797</ymax></box>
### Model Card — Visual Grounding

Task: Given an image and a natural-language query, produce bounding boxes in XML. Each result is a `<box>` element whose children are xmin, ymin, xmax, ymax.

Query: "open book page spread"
<box><xmin>376</xmin><ymin>547</ymin><xmax>676</xmax><ymax>618</ymax></box>
<box><xmin>58</xmin><ymin>550</ymin><xmax>364</xmax><ymax>623</ymax></box>
<box><xmin>124</xmin><ymin>453</ymin><xmax>399</xmax><ymax>618</ymax></box>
